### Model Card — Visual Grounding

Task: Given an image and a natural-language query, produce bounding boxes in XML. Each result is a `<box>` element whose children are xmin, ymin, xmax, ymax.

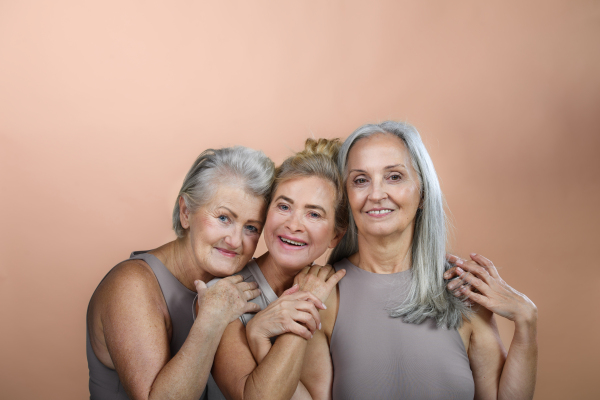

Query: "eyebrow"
<box><xmin>219</xmin><ymin>206</ymin><xmax>238</xmax><ymax>219</ymax></box>
<box><xmin>349</xmin><ymin>164</ymin><xmax>406</xmax><ymax>173</ymax></box>
<box><xmin>274</xmin><ymin>195</ymin><xmax>327</xmax><ymax>215</ymax></box>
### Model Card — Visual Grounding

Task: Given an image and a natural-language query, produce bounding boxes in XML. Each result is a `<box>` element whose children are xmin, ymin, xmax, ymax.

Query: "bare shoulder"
<box><xmin>88</xmin><ymin>259</ymin><xmax>170</xmax><ymax>369</ymax></box>
<box><xmin>321</xmin><ymin>283</ymin><xmax>339</xmax><ymax>343</ymax></box>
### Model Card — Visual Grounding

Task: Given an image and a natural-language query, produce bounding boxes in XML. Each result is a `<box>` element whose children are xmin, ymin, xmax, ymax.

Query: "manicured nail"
<box><xmin>319</xmin><ymin>323</ymin><xmax>322</xmax><ymax>330</ymax></box>
<box><xmin>322</xmin><ymin>303</ymin><xmax>327</xmax><ymax>309</ymax></box>
<box><xmin>470</xmin><ymin>253</ymin><xmax>477</xmax><ymax>257</ymax></box>
<box><xmin>455</xmin><ymin>259</ymin><xmax>464</xmax><ymax>266</ymax></box>
<box><xmin>456</xmin><ymin>267</ymin><xmax>464</xmax><ymax>274</ymax></box>
<box><xmin>444</xmin><ymin>272</ymin><xmax>449</xmax><ymax>278</ymax></box>
<box><xmin>194</xmin><ymin>280</ymin><xmax>199</xmax><ymax>285</ymax></box>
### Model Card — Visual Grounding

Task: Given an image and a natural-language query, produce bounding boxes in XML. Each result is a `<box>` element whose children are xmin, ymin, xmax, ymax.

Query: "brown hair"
<box><xmin>271</xmin><ymin>138</ymin><xmax>348</xmax><ymax>235</ymax></box>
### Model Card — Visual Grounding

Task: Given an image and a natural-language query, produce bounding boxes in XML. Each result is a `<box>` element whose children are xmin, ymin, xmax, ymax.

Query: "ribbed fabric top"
<box><xmin>86</xmin><ymin>251</ymin><xmax>225</xmax><ymax>400</ymax></box>
<box><xmin>330</xmin><ymin>258</ymin><xmax>474</xmax><ymax>400</ymax></box>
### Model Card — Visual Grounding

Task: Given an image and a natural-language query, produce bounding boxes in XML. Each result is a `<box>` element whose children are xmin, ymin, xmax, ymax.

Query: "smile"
<box><xmin>215</xmin><ymin>247</ymin><xmax>238</xmax><ymax>257</ymax></box>
<box><xmin>366</xmin><ymin>209</ymin><xmax>393</xmax><ymax>215</ymax></box>
<box><xmin>279</xmin><ymin>236</ymin><xmax>307</xmax><ymax>247</ymax></box>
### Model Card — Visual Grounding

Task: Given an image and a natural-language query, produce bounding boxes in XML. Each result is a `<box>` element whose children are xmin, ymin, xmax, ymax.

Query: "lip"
<box><xmin>277</xmin><ymin>235</ymin><xmax>308</xmax><ymax>249</ymax></box>
<box><xmin>215</xmin><ymin>247</ymin><xmax>238</xmax><ymax>258</ymax></box>
<box><xmin>365</xmin><ymin>208</ymin><xmax>394</xmax><ymax>217</ymax></box>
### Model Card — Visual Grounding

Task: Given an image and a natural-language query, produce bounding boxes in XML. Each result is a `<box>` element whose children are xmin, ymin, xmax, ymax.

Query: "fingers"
<box><xmin>452</xmin><ymin>258</ymin><xmax>492</xmax><ymax>284</ymax></box>
<box><xmin>292</xmin><ymin>301</ymin><xmax>321</xmax><ymax>332</ymax></box>
<box><xmin>194</xmin><ymin>279</ymin><xmax>207</xmax><ymax>291</ymax></box>
<box><xmin>317</xmin><ymin>265</ymin><xmax>333</xmax><ymax>280</ymax></box>
<box><xmin>244</xmin><ymin>288</ymin><xmax>261</xmax><ymax>301</ymax></box>
<box><xmin>454</xmin><ymin>267</ymin><xmax>489</xmax><ymax>295</ymax></box>
<box><xmin>286</xmin><ymin>322</ymin><xmax>313</xmax><ymax>340</ymax></box>
<box><xmin>243</xmin><ymin>301</ymin><xmax>261</xmax><ymax>314</ymax></box>
<box><xmin>236</xmin><ymin>281</ymin><xmax>259</xmax><ymax>292</ymax></box>
<box><xmin>470</xmin><ymin>253</ymin><xmax>500</xmax><ymax>279</ymax></box>
<box><xmin>224</xmin><ymin>274</ymin><xmax>244</xmax><ymax>284</ymax></box>
<box><xmin>458</xmin><ymin>286</ymin><xmax>490</xmax><ymax>308</ymax></box>
<box><xmin>282</xmin><ymin>284</ymin><xmax>300</xmax><ymax>296</ymax></box>
<box><xmin>325</xmin><ymin>268</ymin><xmax>346</xmax><ymax>289</ymax></box>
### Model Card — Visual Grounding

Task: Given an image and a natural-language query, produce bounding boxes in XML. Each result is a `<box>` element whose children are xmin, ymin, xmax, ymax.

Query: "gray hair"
<box><xmin>172</xmin><ymin>146</ymin><xmax>275</xmax><ymax>238</ymax></box>
<box><xmin>329</xmin><ymin>121</ymin><xmax>469</xmax><ymax>329</ymax></box>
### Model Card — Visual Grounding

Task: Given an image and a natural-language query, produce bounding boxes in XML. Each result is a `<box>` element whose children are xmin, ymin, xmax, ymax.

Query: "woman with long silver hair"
<box><xmin>300</xmin><ymin>121</ymin><xmax>538</xmax><ymax>399</ymax></box>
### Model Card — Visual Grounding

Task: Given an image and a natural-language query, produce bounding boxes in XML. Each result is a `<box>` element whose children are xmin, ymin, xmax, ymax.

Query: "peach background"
<box><xmin>1</xmin><ymin>1</ymin><xmax>599</xmax><ymax>399</ymax></box>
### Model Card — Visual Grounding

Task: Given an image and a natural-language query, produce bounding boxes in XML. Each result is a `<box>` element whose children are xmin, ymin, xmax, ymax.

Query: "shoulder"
<box><xmin>89</xmin><ymin>259</ymin><xmax>167</xmax><ymax>323</ymax></box>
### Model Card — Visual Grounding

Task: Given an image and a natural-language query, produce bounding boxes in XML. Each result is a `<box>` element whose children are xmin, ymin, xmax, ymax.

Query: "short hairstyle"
<box><xmin>329</xmin><ymin>121</ymin><xmax>469</xmax><ymax>329</ymax></box>
<box><xmin>172</xmin><ymin>146</ymin><xmax>275</xmax><ymax>238</ymax></box>
<box><xmin>272</xmin><ymin>138</ymin><xmax>349</xmax><ymax>236</ymax></box>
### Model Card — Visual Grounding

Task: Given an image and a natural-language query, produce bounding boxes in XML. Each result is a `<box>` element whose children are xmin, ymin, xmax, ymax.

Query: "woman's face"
<box><xmin>181</xmin><ymin>184</ymin><xmax>267</xmax><ymax>277</ymax></box>
<box><xmin>264</xmin><ymin>176</ymin><xmax>342</xmax><ymax>271</ymax></box>
<box><xmin>346</xmin><ymin>133</ymin><xmax>422</xmax><ymax>240</ymax></box>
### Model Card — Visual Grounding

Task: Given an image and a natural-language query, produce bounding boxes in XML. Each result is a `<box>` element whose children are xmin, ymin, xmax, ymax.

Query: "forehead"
<box><xmin>273</xmin><ymin>176</ymin><xmax>337</xmax><ymax>210</ymax></box>
<box><xmin>347</xmin><ymin>133</ymin><xmax>412</xmax><ymax>170</ymax></box>
<box><xmin>205</xmin><ymin>184</ymin><xmax>266</xmax><ymax>219</ymax></box>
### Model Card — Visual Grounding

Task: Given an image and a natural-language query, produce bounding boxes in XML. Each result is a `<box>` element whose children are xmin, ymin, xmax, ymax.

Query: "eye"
<box><xmin>308</xmin><ymin>211</ymin><xmax>321</xmax><ymax>219</ymax></box>
<box><xmin>218</xmin><ymin>215</ymin><xmax>230</xmax><ymax>223</ymax></box>
<box><xmin>278</xmin><ymin>203</ymin><xmax>290</xmax><ymax>211</ymax></box>
<box><xmin>245</xmin><ymin>225</ymin><xmax>259</xmax><ymax>234</ymax></box>
<box><xmin>353</xmin><ymin>177</ymin><xmax>367</xmax><ymax>185</ymax></box>
<box><xmin>389</xmin><ymin>173</ymin><xmax>402</xmax><ymax>181</ymax></box>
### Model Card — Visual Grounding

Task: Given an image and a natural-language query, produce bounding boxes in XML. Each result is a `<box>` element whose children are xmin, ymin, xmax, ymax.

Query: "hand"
<box><xmin>246</xmin><ymin>285</ymin><xmax>326</xmax><ymax>342</ymax></box>
<box><xmin>445</xmin><ymin>253</ymin><xmax>537</xmax><ymax>324</ymax></box>
<box><xmin>195</xmin><ymin>275</ymin><xmax>262</xmax><ymax>324</ymax></box>
<box><xmin>293</xmin><ymin>264</ymin><xmax>346</xmax><ymax>303</ymax></box>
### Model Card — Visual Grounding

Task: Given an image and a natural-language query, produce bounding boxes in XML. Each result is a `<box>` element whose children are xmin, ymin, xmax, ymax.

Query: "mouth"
<box><xmin>215</xmin><ymin>247</ymin><xmax>238</xmax><ymax>258</ymax></box>
<box><xmin>366</xmin><ymin>209</ymin><xmax>394</xmax><ymax>216</ymax></box>
<box><xmin>278</xmin><ymin>236</ymin><xmax>307</xmax><ymax>247</ymax></box>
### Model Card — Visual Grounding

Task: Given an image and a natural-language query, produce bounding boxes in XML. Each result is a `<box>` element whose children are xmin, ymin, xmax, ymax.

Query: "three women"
<box><xmin>87</xmin><ymin>122</ymin><xmax>538</xmax><ymax>400</ymax></box>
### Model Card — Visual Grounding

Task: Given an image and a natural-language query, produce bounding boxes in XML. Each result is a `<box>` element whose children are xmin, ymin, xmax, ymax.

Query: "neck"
<box><xmin>350</xmin><ymin>226</ymin><xmax>414</xmax><ymax>274</ymax></box>
<box><xmin>255</xmin><ymin>252</ymin><xmax>298</xmax><ymax>297</ymax></box>
<box><xmin>150</xmin><ymin>237</ymin><xmax>214</xmax><ymax>291</ymax></box>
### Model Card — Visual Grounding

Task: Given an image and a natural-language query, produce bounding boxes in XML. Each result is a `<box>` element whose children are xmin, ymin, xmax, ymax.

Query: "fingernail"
<box><xmin>322</xmin><ymin>303</ymin><xmax>327</xmax><ymax>309</ymax></box>
<box><xmin>455</xmin><ymin>259</ymin><xmax>464</xmax><ymax>266</ymax></box>
<box><xmin>444</xmin><ymin>272</ymin><xmax>449</xmax><ymax>278</ymax></box>
<box><xmin>292</xmin><ymin>284</ymin><xmax>299</xmax><ymax>288</ymax></box>
<box><xmin>470</xmin><ymin>253</ymin><xmax>477</xmax><ymax>257</ymax></box>
<box><xmin>194</xmin><ymin>280</ymin><xmax>199</xmax><ymax>285</ymax></box>
<box><xmin>456</xmin><ymin>267</ymin><xmax>464</xmax><ymax>274</ymax></box>
<box><xmin>319</xmin><ymin>323</ymin><xmax>322</xmax><ymax>330</ymax></box>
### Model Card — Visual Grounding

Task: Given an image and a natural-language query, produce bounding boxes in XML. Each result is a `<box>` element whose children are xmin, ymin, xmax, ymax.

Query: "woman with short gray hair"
<box><xmin>303</xmin><ymin>121</ymin><xmax>538</xmax><ymax>399</ymax></box>
<box><xmin>86</xmin><ymin>146</ymin><xmax>274</xmax><ymax>400</ymax></box>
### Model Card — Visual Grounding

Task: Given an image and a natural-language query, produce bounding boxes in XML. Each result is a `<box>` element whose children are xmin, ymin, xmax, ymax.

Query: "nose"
<box><xmin>223</xmin><ymin>225</ymin><xmax>243</xmax><ymax>250</ymax></box>
<box><xmin>286</xmin><ymin>211</ymin><xmax>305</xmax><ymax>233</ymax></box>
<box><xmin>368</xmin><ymin>178</ymin><xmax>388</xmax><ymax>202</ymax></box>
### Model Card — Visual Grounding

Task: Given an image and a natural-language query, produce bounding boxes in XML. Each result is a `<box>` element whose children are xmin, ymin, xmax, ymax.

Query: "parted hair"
<box><xmin>328</xmin><ymin>121</ymin><xmax>470</xmax><ymax>329</ymax></box>
<box><xmin>172</xmin><ymin>146</ymin><xmax>275</xmax><ymax>238</ymax></box>
<box><xmin>272</xmin><ymin>138</ymin><xmax>349</xmax><ymax>235</ymax></box>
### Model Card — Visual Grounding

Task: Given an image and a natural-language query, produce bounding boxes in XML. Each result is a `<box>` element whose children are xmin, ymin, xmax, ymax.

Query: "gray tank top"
<box><xmin>86</xmin><ymin>251</ymin><xmax>225</xmax><ymax>400</ymax></box>
<box><xmin>330</xmin><ymin>258</ymin><xmax>474</xmax><ymax>400</ymax></box>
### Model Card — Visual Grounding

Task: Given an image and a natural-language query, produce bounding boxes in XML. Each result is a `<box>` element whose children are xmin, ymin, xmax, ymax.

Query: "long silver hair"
<box><xmin>329</xmin><ymin>121</ymin><xmax>469</xmax><ymax>329</ymax></box>
<box><xmin>172</xmin><ymin>146</ymin><xmax>275</xmax><ymax>238</ymax></box>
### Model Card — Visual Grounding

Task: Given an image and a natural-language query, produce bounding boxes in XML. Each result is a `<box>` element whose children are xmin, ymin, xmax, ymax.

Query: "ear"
<box><xmin>179</xmin><ymin>196</ymin><xmax>191</xmax><ymax>229</ymax></box>
<box><xmin>328</xmin><ymin>228</ymin><xmax>346</xmax><ymax>249</ymax></box>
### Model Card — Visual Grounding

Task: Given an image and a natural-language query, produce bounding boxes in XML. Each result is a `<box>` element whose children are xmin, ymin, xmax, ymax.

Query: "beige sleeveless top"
<box><xmin>330</xmin><ymin>258</ymin><xmax>474</xmax><ymax>400</ymax></box>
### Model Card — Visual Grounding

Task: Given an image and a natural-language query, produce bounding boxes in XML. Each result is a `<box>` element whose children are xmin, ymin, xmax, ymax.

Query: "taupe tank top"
<box><xmin>330</xmin><ymin>258</ymin><xmax>474</xmax><ymax>400</ymax></box>
<box><xmin>86</xmin><ymin>251</ymin><xmax>225</xmax><ymax>400</ymax></box>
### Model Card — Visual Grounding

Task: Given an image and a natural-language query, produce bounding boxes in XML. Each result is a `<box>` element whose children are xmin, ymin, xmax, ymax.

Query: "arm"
<box><xmin>446</xmin><ymin>254</ymin><xmax>538</xmax><ymax>400</ymax></box>
<box><xmin>96</xmin><ymin>263</ymin><xmax>260</xmax><ymax>400</ymax></box>
<box><xmin>213</xmin><ymin>265</ymin><xmax>345</xmax><ymax>400</ymax></box>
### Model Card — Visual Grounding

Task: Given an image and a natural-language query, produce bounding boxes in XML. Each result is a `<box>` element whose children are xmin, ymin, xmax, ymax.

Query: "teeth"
<box><xmin>280</xmin><ymin>237</ymin><xmax>306</xmax><ymax>246</ymax></box>
<box><xmin>367</xmin><ymin>209</ymin><xmax>393</xmax><ymax>215</ymax></box>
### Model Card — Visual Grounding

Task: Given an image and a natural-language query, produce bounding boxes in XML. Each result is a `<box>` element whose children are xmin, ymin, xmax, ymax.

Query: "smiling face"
<box><xmin>346</xmin><ymin>133</ymin><xmax>422</xmax><ymax>241</ymax></box>
<box><xmin>180</xmin><ymin>184</ymin><xmax>267</xmax><ymax>278</ymax></box>
<box><xmin>264</xmin><ymin>176</ymin><xmax>342</xmax><ymax>272</ymax></box>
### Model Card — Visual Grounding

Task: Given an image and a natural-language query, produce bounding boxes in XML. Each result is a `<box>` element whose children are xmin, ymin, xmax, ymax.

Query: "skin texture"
<box><xmin>306</xmin><ymin>133</ymin><xmax>537</xmax><ymax>400</ymax></box>
<box><xmin>87</xmin><ymin>185</ymin><xmax>266</xmax><ymax>400</ymax></box>
<box><xmin>212</xmin><ymin>176</ymin><xmax>346</xmax><ymax>400</ymax></box>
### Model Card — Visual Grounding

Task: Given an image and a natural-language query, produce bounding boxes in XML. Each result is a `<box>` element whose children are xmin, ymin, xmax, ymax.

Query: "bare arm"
<box><xmin>446</xmin><ymin>254</ymin><xmax>538</xmax><ymax>400</ymax></box>
<box><xmin>92</xmin><ymin>263</ymin><xmax>260</xmax><ymax>400</ymax></box>
<box><xmin>213</xmin><ymin>265</ymin><xmax>345</xmax><ymax>400</ymax></box>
